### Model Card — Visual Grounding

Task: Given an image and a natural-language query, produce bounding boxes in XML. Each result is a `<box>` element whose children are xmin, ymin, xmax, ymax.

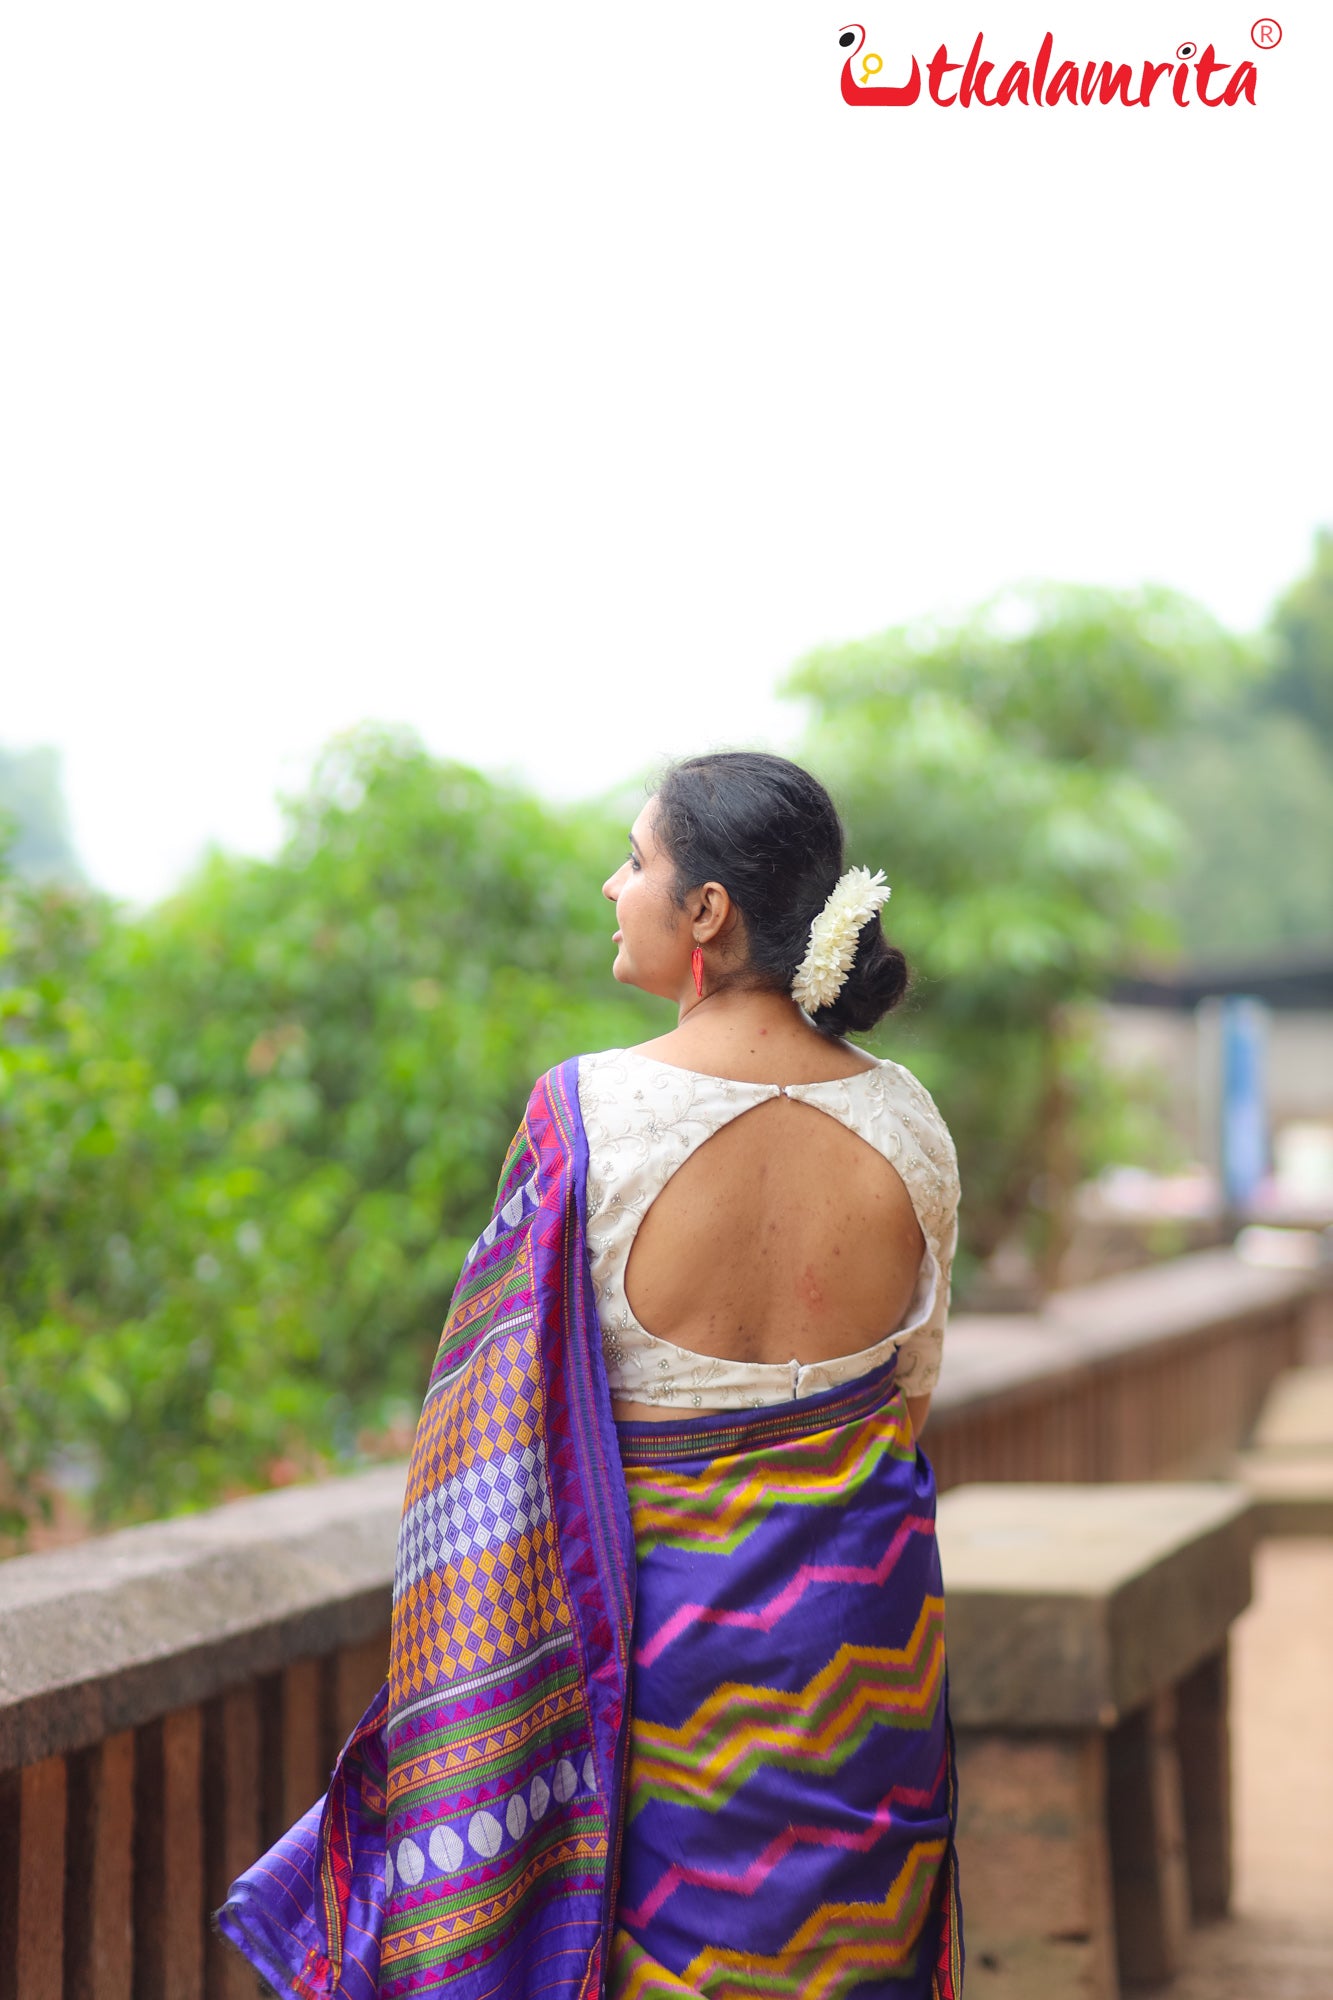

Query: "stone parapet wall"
<box><xmin>927</xmin><ymin>1247</ymin><xmax>1320</xmax><ymax>1491</ymax></box>
<box><xmin>0</xmin><ymin>1249</ymin><xmax>1325</xmax><ymax>1998</ymax></box>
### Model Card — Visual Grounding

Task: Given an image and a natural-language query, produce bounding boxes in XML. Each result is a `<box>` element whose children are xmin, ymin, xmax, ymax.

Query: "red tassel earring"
<box><xmin>691</xmin><ymin>945</ymin><xmax>705</xmax><ymax>998</ymax></box>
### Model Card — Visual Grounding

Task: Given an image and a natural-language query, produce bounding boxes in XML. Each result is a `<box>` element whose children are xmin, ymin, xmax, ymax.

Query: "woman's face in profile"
<box><xmin>602</xmin><ymin>798</ymin><xmax>689</xmax><ymax>999</ymax></box>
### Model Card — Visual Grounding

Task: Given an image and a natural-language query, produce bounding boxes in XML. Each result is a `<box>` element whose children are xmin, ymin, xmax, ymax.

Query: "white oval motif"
<box><xmin>385</xmin><ymin>1850</ymin><xmax>395</xmax><ymax>1895</ymax></box>
<box><xmin>529</xmin><ymin>1773</ymin><xmax>551</xmax><ymax>1820</ymax></box>
<box><xmin>468</xmin><ymin>1810</ymin><xmax>504</xmax><ymax>1859</ymax></box>
<box><xmin>505</xmin><ymin>1792</ymin><xmax>529</xmax><ymax>1840</ymax></box>
<box><xmin>552</xmin><ymin>1758</ymin><xmax>577</xmax><ymax>1804</ymax></box>
<box><xmin>582</xmin><ymin>1753</ymin><xmax>596</xmax><ymax>1794</ymax></box>
<box><xmin>429</xmin><ymin>1823</ymin><xmax>465</xmax><ymax>1873</ymax></box>
<box><xmin>396</xmin><ymin>1837</ymin><xmax>425</xmax><ymax>1887</ymax></box>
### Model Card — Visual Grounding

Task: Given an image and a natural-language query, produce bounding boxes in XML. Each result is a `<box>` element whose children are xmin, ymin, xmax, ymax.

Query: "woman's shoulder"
<box><xmin>871</xmin><ymin>1056</ymin><xmax>959</xmax><ymax>1182</ymax></box>
<box><xmin>530</xmin><ymin>1048</ymin><xmax>633</xmax><ymax>1110</ymax></box>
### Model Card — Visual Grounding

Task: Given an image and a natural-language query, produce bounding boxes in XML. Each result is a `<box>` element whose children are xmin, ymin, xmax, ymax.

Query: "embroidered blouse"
<box><xmin>577</xmin><ymin>1047</ymin><xmax>960</xmax><ymax>1410</ymax></box>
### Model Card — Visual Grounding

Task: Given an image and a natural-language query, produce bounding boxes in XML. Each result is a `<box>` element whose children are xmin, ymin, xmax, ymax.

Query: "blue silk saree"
<box><xmin>218</xmin><ymin>1059</ymin><xmax>962</xmax><ymax>1999</ymax></box>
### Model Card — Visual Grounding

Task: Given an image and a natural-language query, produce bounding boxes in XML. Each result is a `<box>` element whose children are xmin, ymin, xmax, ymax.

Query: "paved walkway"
<box><xmin>1157</xmin><ymin>1537</ymin><xmax>1333</xmax><ymax>1997</ymax></box>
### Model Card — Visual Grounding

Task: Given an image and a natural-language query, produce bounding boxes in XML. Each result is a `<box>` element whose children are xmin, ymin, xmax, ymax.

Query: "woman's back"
<box><xmin>580</xmin><ymin>1018</ymin><xmax>958</xmax><ymax>1421</ymax></box>
<box><xmin>627</xmin><ymin>1085</ymin><xmax>923</xmax><ymax>1360</ymax></box>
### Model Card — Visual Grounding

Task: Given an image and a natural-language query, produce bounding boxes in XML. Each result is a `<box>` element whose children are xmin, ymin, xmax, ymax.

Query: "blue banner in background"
<box><xmin>1219</xmin><ymin>996</ymin><xmax>1269</xmax><ymax>1210</ymax></box>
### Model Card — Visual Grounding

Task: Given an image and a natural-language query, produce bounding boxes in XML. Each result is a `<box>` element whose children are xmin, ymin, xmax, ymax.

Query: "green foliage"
<box><xmin>1264</xmin><ymin>525</ymin><xmax>1333</xmax><ymax>753</ymax></box>
<box><xmin>1142</xmin><ymin>531</ymin><xmax>1333</xmax><ymax>956</ymax></box>
<box><xmin>1140</xmin><ymin>709</ymin><xmax>1333</xmax><ymax>958</ymax></box>
<box><xmin>1</xmin><ymin>728</ymin><xmax>660</xmax><ymax>1535</ymax></box>
<box><xmin>784</xmin><ymin>584</ymin><xmax>1240</xmax><ymax>1274</ymax></box>
<box><xmin>5</xmin><ymin>544</ymin><xmax>1331</xmax><ymax>1540</ymax></box>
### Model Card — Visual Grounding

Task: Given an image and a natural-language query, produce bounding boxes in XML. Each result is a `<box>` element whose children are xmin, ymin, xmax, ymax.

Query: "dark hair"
<box><xmin>653</xmin><ymin>751</ymin><xmax>909</xmax><ymax>1038</ymax></box>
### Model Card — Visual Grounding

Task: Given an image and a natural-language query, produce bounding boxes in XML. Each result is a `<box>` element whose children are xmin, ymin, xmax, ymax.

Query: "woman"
<box><xmin>219</xmin><ymin>751</ymin><xmax>963</xmax><ymax>2000</ymax></box>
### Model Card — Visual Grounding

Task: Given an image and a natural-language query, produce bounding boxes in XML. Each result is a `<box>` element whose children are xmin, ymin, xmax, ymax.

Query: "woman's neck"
<box><xmin>636</xmin><ymin>989</ymin><xmax>873</xmax><ymax>1082</ymax></box>
<box><xmin>675</xmin><ymin>986</ymin><xmax>802</xmax><ymax>1035</ymax></box>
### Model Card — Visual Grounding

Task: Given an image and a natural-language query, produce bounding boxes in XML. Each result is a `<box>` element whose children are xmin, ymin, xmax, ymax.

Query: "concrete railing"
<box><xmin>926</xmin><ymin>1247</ymin><xmax>1322</xmax><ymax>1490</ymax></box>
<box><xmin>0</xmin><ymin>1473</ymin><xmax>404</xmax><ymax>2000</ymax></box>
<box><xmin>0</xmin><ymin>1249</ymin><xmax>1326</xmax><ymax>1999</ymax></box>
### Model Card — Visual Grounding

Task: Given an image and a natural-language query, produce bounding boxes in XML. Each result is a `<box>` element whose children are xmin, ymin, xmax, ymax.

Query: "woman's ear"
<box><xmin>696</xmin><ymin>881</ymin><xmax>735</xmax><ymax>946</ymax></box>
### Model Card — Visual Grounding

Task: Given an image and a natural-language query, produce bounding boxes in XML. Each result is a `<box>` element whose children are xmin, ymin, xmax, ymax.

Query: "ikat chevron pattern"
<box><xmin>613</xmin><ymin>1365</ymin><xmax>962</xmax><ymax>1998</ymax></box>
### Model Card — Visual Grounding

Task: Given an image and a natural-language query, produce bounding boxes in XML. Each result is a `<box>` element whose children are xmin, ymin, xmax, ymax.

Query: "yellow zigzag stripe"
<box><xmin>609</xmin><ymin>1932</ymin><xmax>697</xmax><ymax>1998</ymax></box>
<box><xmin>682</xmin><ymin>1837</ymin><xmax>945</xmax><ymax>2000</ymax></box>
<box><xmin>630</xmin><ymin>1600</ymin><xmax>944</xmax><ymax>1813</ymax></box>
<box><xmin>626</xmin><ymin>1403</ymin><xmax>914</xmax><ymax>1554</ymax></box>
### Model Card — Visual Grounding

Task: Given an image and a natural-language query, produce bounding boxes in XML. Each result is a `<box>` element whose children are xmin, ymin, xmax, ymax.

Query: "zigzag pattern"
<box><xmin>379</xmin><ymin>1820</ymin><xmax>606</xmax><ymax>1971</ymax></box>
<box><xmin>610</xmin><ymin>1933</ymin><xmax>699</xmax><ymax>1997</ymax></box>
<box><xmin>387</xmin><ymin>1676</ymin><xmax>586</xmax><ymax>1806</ymax></box>
<box><xmin>629</xmin><ymin>1599</ymin><xmax>945</xmax><ymax>1815</ymax></box>
<box><xmin>619</xmin><ymin>1761</ymin><xmax>944</xmax><ymax>1927</ymax></box>
<box><xmin>635</xmin><ymin>1512</ymin><xmax>936</xmax><ymax>1667</ymax></box>
<box><xmin>623</xmin><ymin>1399</ymin><xmax>916</xmax><ymax>1557</ymax></box>
<box><xmin>680</xmin><ymin>1835</ymin><xmax>944</xmax><ymax>2000</ymax></box>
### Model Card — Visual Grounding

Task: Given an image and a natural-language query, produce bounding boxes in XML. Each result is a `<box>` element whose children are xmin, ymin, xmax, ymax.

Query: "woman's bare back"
<box><xmin>612</xmin><ymin>1018</ymin><xmax>926</xmax><ymax>1421</ymax></box>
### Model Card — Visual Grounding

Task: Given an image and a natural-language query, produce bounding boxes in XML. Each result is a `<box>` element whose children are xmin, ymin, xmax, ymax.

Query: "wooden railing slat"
<box><xmin>64</xmin><ymin>1730</ymin><xmax>134</xmax><ymax>2000</ymax></box>
<box><xmin>325</xmin><ymin>1631</ymin><xmax>391</xmax><ymax>1764</ymax></box>
<box><xmin>282</xmin><ymin>1658</ymin><xmax>326</xmax><ymax>1829</ymax></box>
<box><xmin>0</xmin><ymin>1755</ymin><xmax>67</xmax><ymax>2000</ymax></box>
<box><xmin>134</xmin><ymin>1707</ymin><xmax>205</xmax><ymax>2000</ymax></box>
<box><xmin>204</xmin><ymin>1686</ymin><xmax>266</xmax><ymax>2000</ymax></box>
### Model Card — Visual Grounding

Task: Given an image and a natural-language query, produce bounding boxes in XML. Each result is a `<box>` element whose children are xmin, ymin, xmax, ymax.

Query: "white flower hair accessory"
<box><xmin>790</xmin><ymin>867</ymin><xmax>892</xmax><ymax>1013</ymax></box>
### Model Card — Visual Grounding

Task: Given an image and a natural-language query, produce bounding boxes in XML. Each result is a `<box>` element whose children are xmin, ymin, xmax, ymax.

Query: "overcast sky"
<box><xmin>2</xmin><ymin>2</ymin><xmax>1328</xmax><ymax>903</ymax></box>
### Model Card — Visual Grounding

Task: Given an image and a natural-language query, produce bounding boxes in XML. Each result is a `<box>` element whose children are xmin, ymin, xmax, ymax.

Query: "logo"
<box><xmin>838</xmin><ymin>22</ymin><xmax>1270</xmax><ymax>107</ymax></box>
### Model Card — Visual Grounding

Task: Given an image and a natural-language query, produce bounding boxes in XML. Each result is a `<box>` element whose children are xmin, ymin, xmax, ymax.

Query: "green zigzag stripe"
<box><xmin>623</xmin><ymin>1413</ymin><xmax>915</xmax><ymax>1558</ymax></box>
<box><xmin>687</xmin><ymin>1849</ymin><xmax>937</xmax><ymax>2000</ymax></box>
<box><xmin>629</xmin><ymin>1620</ymin><xmax>945</xmax><ymax>1816</ymax></box>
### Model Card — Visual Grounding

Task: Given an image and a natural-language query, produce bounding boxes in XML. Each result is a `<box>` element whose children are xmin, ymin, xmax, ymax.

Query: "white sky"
<box><xmin>2</xmin><ymin>2</ymin><xmax>1328</xmax><ymax>903</ymax></box>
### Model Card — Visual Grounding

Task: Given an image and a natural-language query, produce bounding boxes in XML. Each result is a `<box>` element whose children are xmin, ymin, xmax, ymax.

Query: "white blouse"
<box><xmin>577</xmin><ymin>1048</ymin><xmax>960</xmax><ymax>1410</ymax></box>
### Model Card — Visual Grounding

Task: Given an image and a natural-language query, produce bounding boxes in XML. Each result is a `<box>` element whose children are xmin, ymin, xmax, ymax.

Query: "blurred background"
<box><xmin>4</xmin><ymin>565</ymin><xmax>1332</xmax><ymax>1532</ymax></box>
<box><xmin>3</xmin><ymin>0</ymin><xmax>1330</xmax><ymax>1532</ymax></box>
<box><xmin>1</xmin><ymin>6</ymin><xmax>1331</xmax><ymax>1991</ymax></box>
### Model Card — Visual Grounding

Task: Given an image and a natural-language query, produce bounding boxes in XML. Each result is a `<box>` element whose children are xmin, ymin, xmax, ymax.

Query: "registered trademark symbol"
<box><xmin>1251</xmin><ymin>16</ymin><xmax>1282</xmax><ymax>46</ymax></box>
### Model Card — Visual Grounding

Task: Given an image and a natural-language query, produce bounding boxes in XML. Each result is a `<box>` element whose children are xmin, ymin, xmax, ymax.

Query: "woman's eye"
<box><xmin>627</xmin><ymin>852</ymin><xmax>640</xmax><ymax>871</ymax></box>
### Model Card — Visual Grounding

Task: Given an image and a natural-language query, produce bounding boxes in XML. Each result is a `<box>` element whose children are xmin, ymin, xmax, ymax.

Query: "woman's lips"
<box><xmin>612</xmin><ymin>931</ymin><xmax>622</xmax><ymax>943</ymax></box>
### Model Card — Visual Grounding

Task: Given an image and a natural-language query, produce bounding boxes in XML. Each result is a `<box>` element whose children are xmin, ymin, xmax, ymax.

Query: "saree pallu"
<box><xmin>218</xmin><ymin>1060</ymin><xmax>637</xmax><ymax>1999</ymax></box>
<box><xmin>610</xmin><ymin>1364</ymin><xmax>961</xmax><ymax>2000</ymax></box>
<box><xmin>217</xmin><ymin>1058</ymin><xmax>962</xmax><ymax>2000</ymax></box>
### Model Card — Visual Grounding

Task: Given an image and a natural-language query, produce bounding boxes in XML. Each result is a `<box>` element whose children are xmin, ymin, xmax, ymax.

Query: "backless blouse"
<box><xmin>577</xmin><ymin>1047</ymin><xmax>960</xmax><ymax>1411</ymax></box>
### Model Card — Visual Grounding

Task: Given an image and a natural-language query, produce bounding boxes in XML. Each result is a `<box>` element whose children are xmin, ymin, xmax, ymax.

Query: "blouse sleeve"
<box><xmin>892</xmin><ymin>1202</ymin><xmax>957</xmax><ymax>1399</ymax></box>
<box><xmin>882</xmin><ymin>1065</ymin><xmax>961</xmax><ymax>1402</ymax></box>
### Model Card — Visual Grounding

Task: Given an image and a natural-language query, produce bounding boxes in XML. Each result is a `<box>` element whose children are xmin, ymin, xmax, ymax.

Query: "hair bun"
<box><xmin>809</xmin><ymin>916</ymin><xmax>909</xmax><ymax>1036</ymax></box>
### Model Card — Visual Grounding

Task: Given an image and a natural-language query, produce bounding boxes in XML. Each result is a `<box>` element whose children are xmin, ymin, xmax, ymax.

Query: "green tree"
<box><xmin>784</xmin><ymin>584</ymin><xmax>1245</xmax><ymax>1286</ymax></box>
<box><xmin>1141</xmin><ymin>531</ymin><xmax>1333</xmax><ymax>956</ymax></box>
<box><xmin>1264</xmin><ymin>525</ymin><xmax>1333</xmax><ymax>753</ymax></box>
<box><xmin>1</xmin><ymin>728</ymin><xmax>658</xmax><ymax>1535</ymax></box>
<box><xmin>1139</xmin><ymin>710</ymin><xmax>1333</xmax><ymax>958</ymax></box>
